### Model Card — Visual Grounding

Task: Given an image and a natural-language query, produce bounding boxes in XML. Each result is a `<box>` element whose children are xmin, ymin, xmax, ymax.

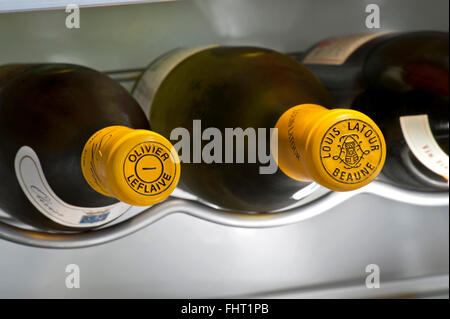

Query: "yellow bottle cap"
<box><xmin>81</xmin><ymin>126</ymin><xmax>180</xmax><ymax>206</ymax></box>
<box><xmin>275</xmin><ymin>104</ymin><xmax>386</xmax><ymax>191</ymax></box>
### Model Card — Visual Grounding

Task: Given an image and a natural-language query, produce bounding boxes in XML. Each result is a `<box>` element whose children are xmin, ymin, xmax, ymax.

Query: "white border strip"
<box><xmin>0</xmin><ymin>0</ymin><xmax>175</xmax><ymax>13</ymax></box>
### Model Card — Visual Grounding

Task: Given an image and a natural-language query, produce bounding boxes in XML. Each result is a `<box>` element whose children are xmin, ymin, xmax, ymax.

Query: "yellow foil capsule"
<box><xmin>274</xmin><ymin>104</ymin><xmax>386</xmax><ymax>191</ymax></box>
<box><xmin>81</xmin><ymin>126</ymin><xmax>180</xmax><ymax>206</ymax></box>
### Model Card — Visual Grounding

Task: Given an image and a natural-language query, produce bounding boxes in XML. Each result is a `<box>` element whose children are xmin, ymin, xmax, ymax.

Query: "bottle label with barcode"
<box><xmin>14</xmin><ymin>146</ymin><xmax>131</xmax><ymax>228</ymax></box>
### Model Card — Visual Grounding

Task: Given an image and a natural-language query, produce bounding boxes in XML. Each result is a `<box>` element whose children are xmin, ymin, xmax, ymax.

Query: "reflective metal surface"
<box><xmin>0</xmin><ymin>192</ymin><xmax>448</xmax><ymax>298</ymax></box>
<box><xmin>0</xmin><ymin>181</ymin><xmax>448</xmax><ymax>249</ymax></box>
<box><xmin>0</xmin><ymin>0</ymin><xmax>448</xmax><ymax>298</ymax></box>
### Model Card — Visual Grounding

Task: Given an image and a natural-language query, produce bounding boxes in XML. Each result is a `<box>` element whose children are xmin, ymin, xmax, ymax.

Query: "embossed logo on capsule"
<box><xmin>320</xmin><ymin>119</ymin><xmax>383</xmax><ymax>184</ymax></box>
<box><xmin>124</xmin><ymin>142</ymin><xmax>178</xmax><ymax>196</ymax></box>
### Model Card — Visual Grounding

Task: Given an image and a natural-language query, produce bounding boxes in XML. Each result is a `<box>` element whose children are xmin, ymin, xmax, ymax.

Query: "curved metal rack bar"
<box><xmin>0</xmin><ymin>180</ymin><xmax>448</xmax><ymax>249</ymax></box>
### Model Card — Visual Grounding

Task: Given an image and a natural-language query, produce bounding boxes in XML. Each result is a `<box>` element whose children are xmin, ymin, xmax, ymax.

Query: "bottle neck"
<box><xmin>82</xmin><ymin>126</ymin><xmax>131</xmax><ymax>197</ymax></box>
<box><xmin>81</xmin><ymin>126</ymin><xmax>181</xmax><ymax>206</ymax></box>
<box><xmin>274</xmin><ymin>104</ymin><xmax>386</xmax><ymax>191</ymax></box>
<box><xmin>274</xmin><ymin>104</ymin><xmax>328</xmax><ymax>182</ymax></box>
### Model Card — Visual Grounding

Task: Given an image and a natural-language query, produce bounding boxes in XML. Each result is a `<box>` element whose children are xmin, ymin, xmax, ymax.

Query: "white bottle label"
<box><xmin>132</xmin><ymin>46</ymin><xmax>217</xmax><ymax>201</ymax></box>
<box><xmin>400</xmin><ymin>115</ymin><xmax>449</xmax><ymax>181</ymax></box>
<box><xmin>303</xmin><ymin>33</ymin><xmax>388</xmax><ymax>65</ymax></box>
<box><xmin>132</xmin><ymin>45</ymin><xmax>217</xmax><ymax>117</ymax></box>
<box><xmin>14</xmin><ymin>146</ymin><xmax>131</xmax><ymax>228</ymax></box>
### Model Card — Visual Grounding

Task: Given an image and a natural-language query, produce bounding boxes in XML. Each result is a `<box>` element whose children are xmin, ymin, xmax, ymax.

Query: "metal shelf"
<box><xmin>0</xmin><ymin>180</ymin><xmax>448</xmax><ymax>249</ymax></box>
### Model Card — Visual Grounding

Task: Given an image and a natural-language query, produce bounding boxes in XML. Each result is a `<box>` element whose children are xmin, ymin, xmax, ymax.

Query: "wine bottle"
<box><xmin>133</xmin><ymin>46</ymin><xmax>386</xmax><ymax>212</ymax></box>
<box><xmin>352</xmin><ymin>89</ymin><xmax>448</xmax><ymax>190</ymax></box>
<box><xmin>0</xmin><ymin>64</ymin><xmax>180</xmax><ymax>230</ymax></box>
<box><xmin>298</xmin><ymin>31</ymin><xmax>449</xmax><ymax>190</ymax></box>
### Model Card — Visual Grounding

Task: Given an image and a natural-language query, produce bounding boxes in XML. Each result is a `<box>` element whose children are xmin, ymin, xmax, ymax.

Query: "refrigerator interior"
<box><xmin>0</xmin><ymin>0</ymin><xmax>448</xmax><ymax>298</ymax></box>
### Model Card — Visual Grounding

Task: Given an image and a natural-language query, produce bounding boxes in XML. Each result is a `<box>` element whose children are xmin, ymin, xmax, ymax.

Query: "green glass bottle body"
<box><xmin>297</xmin><ymin>32</ymin><xmax>449</xmax><ymax>190</ymax></box>
<box><xmin>133</xmin><ymin>46</ymin><xmax>334</xmax><ymax>212</ymax></box>
<box><xmin>0</xmin><ymin>64</ymin><xmax>150</xmax><ymax>229</ymax></box>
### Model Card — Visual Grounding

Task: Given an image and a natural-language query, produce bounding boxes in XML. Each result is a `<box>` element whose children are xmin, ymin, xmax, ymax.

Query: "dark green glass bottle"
<box><xmin>133</xmin><ymin>46</ymin><xmax>385</xmax><ymax>212</ymax></box>
<box><xmin>0</xmin><ymin>64</ymin><xmax>151</xmax><ymax>229</ymax></box>
<box><xmin>297</xmin><ymin>32</ymin><xmax>449</xmax><ymax>190</ymax></box>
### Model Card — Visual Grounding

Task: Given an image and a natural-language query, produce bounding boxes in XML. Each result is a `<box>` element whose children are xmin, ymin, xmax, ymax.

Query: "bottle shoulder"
<box><xmin>0</xmin><ymin>63</ymin><xmax>150</xmax><ymax>211</ymax></box>
<box><xmin>149</xmin><ymin>45</ymin><xmax>333</xmax><ymax>127</ymax></box>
